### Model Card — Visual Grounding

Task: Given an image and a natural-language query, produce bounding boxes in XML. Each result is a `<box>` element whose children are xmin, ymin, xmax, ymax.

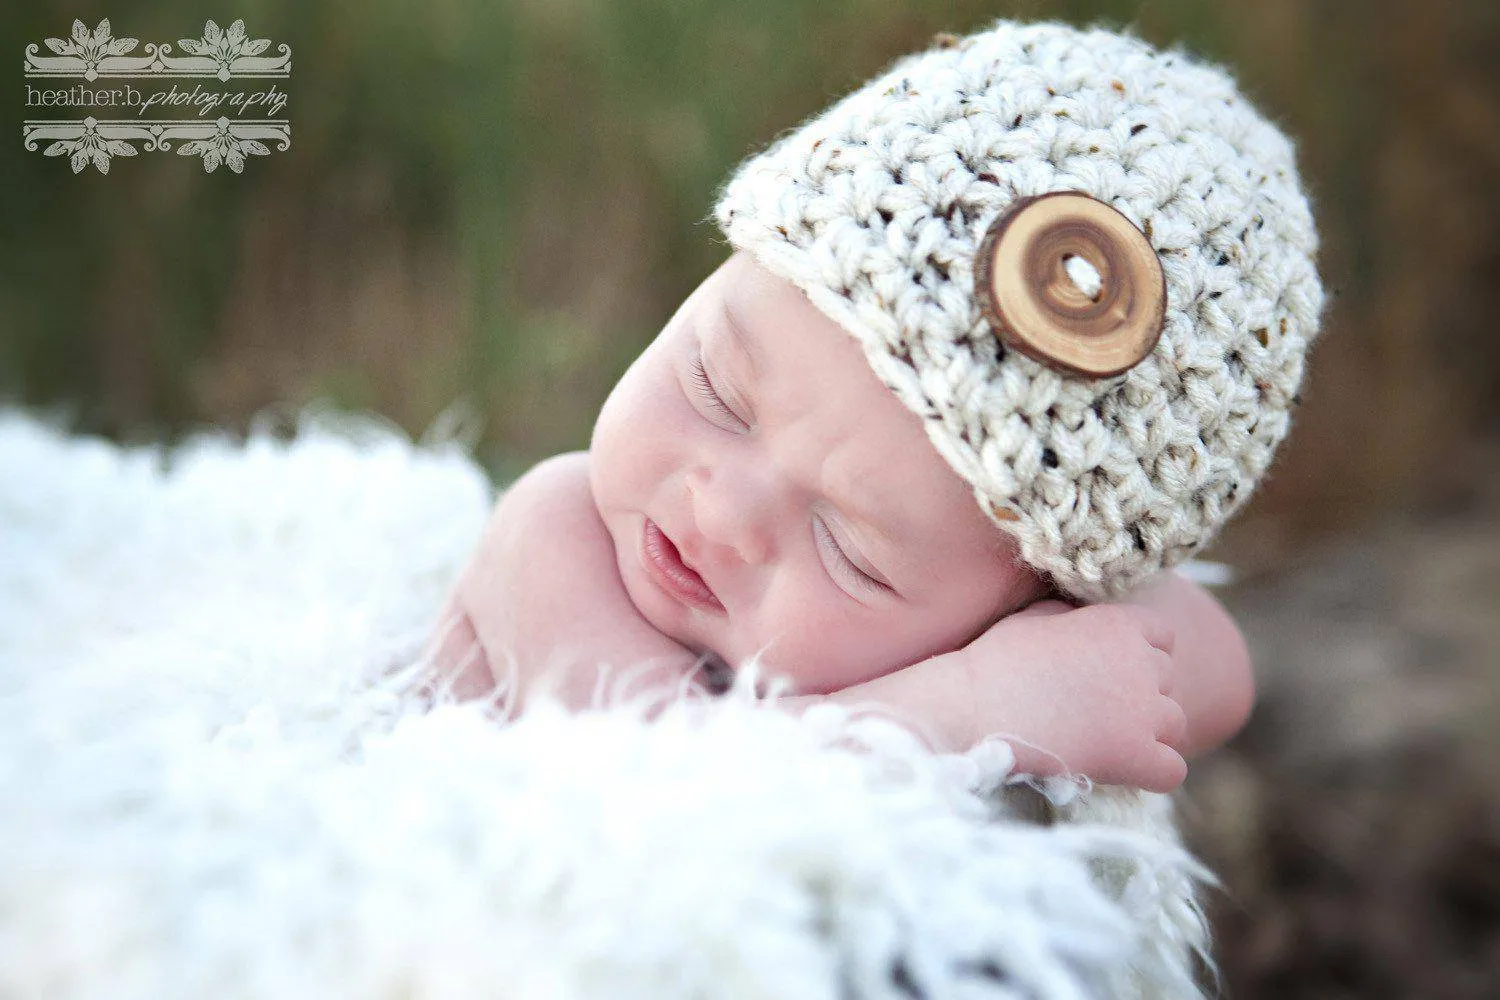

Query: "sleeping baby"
<box><xmin>426</xmin><ymin>20</ymin><xmax>1322</xmax><ymax>795</ymax></box>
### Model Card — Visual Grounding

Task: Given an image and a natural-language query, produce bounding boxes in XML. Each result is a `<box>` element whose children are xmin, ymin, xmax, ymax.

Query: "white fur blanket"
<box><xmin>0</xmin><ymin>409</ymin><xmax>1210</xmax><ymax>999</ymax></box>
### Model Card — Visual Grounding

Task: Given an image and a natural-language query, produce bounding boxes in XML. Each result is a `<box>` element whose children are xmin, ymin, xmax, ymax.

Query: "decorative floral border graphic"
<box><xmin>23</xmin><ymin>117</ymin><xmax>290</xmax><ymax>174</ymax></box>
<box><xmin>23</xmin><ymin>19</ymin><xmax>291</xmax><ymax>173</ymax></box>
<box><xmin>25</xmin><ymin>18</ymin><xmax>290</xmax><ymax>82</ymax></box>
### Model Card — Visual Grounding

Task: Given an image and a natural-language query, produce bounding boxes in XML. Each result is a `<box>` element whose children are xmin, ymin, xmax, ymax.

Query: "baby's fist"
<box><xmin>958</xmin><ymin>600</ymin><xmax>1188</xmax><ymax>793</ymax></box>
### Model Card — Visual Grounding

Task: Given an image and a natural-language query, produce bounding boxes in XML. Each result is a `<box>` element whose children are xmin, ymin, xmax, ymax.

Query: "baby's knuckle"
<box><xmin>1082</xmin><ymin>603</ymin><xmax>1134</xmax><ymax>638</ymax></box>
<box><xmin>1128</xmin><ymin>647</ymin><xmax>1167</xmax><ymax>683</ymax></box>
<box><xmin>1161</xmin><ymin>701</ymin><xmax>1188</xmax><ymax>748</ymax></box>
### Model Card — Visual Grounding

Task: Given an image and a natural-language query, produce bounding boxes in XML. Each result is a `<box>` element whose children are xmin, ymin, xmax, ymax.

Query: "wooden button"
<box><xmin>974</xmin><ymin>192</ymin><xmax>1165</xmax><ymax>378</ymax></box>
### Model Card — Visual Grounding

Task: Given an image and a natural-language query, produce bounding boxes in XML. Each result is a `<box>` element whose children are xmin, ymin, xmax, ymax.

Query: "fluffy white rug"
<box><xmin>0</xmin><ymin>408</ymin><xmax>1211</xmax><ymax>999</ymax></box>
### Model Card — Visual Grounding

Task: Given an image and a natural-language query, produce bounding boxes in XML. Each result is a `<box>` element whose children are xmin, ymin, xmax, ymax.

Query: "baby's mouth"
<box><xmin>641</xmin><ymin>517</ymin><xmax>725</xmax><ymax>613</ymax></box>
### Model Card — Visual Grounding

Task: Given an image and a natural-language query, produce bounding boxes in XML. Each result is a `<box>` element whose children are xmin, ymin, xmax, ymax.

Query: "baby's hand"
<box><xmin>952</xmin><ymin>601</ymin><xmax>1189</xmax><ymax>793</ymax></box>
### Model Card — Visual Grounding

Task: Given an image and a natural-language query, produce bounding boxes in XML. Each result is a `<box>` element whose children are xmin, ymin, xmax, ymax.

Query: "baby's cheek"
<box><xmin>594</xmin><ymin>415</ymin><xmax>670</xmax><ymax>503</ymax></box>
<box><xmin>750</xmin><ymin>580</ymin><xmax>889</xmax><ymax>692</ymax></box>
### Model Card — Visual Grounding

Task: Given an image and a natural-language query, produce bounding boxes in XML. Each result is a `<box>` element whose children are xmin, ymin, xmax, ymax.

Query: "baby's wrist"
<box><xmin>894</xmin><ymin>646</ymin><xmax>993</xmax><ymax>754</ymax></box>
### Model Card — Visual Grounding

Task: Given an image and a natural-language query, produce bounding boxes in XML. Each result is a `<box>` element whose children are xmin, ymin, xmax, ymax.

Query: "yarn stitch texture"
<box><xmin>714</xmin><ymin>20</ymin><xmax>1324</xmax><ymax>600</ymax></box>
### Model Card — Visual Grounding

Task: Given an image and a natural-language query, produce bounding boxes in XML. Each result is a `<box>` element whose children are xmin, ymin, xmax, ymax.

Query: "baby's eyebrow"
<box><xmin>721</xmin><ymin>298</ymin><xmax>761</xmax><ymax>382</ymax></box>
<box><xmin>829</xmin><ymin>474</ymin><xmax>901</xmax><ymax>553</ymax></box>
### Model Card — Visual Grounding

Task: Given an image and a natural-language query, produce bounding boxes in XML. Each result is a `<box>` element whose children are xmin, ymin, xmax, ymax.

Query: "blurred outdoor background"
<box><xmin>4</xmin><ymin>0</ymin><xmax>1498</xmax><ymax>995</ymax></box>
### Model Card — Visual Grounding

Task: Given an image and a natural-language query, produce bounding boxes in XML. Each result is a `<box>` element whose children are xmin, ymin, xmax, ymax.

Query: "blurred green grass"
<box><xmin>4</xmin><ymin>0</ymin><xmax>1499</xmax><ymax>561</ymax></box>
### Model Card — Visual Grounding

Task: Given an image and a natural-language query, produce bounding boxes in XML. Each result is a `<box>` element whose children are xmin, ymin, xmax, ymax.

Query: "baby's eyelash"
<box><xmin>688</xmin><ymin>355</ymin><xmax>742</xmax><ymax>425</ymax></box>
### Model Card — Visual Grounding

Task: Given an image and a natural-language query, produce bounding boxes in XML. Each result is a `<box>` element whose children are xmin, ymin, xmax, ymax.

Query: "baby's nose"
<box><xmin>685</xmin><ymin>465</ymin><xmax>776</xmax><ymax>567</ymax></box>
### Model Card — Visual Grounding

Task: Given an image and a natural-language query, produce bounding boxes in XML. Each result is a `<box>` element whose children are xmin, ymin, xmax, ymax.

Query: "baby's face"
<box><xmin>590</xmin><ymin>250</ymin><xmax>1044</xmax><ymax>694</ymax></box>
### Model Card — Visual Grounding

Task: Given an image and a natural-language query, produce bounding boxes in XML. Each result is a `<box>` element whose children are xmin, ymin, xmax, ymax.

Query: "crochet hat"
<box><xmin>713</xmin><ymin>20</ymin><xmax>1323</xmax><ymax>601</ymax></box>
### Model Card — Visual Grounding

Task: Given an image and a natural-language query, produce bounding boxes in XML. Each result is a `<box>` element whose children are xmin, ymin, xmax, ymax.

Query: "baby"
<box><xmin>427</xmin><ymin>21</ymin><xmax>1322</xmax><ymax>795</ymax></box>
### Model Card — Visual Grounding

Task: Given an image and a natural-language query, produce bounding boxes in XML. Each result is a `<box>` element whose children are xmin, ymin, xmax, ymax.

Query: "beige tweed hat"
<box><xmin>713</xmin><ymin>19</ymin><xmax>1323</xmax><ymax>601</ymax></box>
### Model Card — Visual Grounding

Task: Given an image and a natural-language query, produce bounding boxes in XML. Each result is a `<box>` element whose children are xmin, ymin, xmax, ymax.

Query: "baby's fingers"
<box><xmin>1155</xmin><ymin>646</ymin><xmax>1175</xmax><ymax>696</ymax></box>
<box><xmin>1132</xmin><ymin>607</ymin><xmax>1177</xmax><ymax>657</ymax></box>
<box><xmin>1140</xmin><ymin>743</ymin><xmax>1188</xmax><ymax>794</ymax></box>
<box><xmin>1156</xmin><ymin>695</ymin><xmax>1189</xmax><ymax>753</ymax></box>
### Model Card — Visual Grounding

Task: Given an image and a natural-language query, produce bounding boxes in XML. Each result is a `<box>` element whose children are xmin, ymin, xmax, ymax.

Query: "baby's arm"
<box><xmin>786</xmin><ymin>570</ymin><xmax>1251</xmax><ymax>792</ymax></box>
<box><xmin>437</xmin><ymin>451</ymin><xmax>705</xmax><ymax>711</ymax></box>
<box><xmin>806</xmin><ymin>599</ymin><xmax>1188</xmax><ymax>791</ymax></box>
